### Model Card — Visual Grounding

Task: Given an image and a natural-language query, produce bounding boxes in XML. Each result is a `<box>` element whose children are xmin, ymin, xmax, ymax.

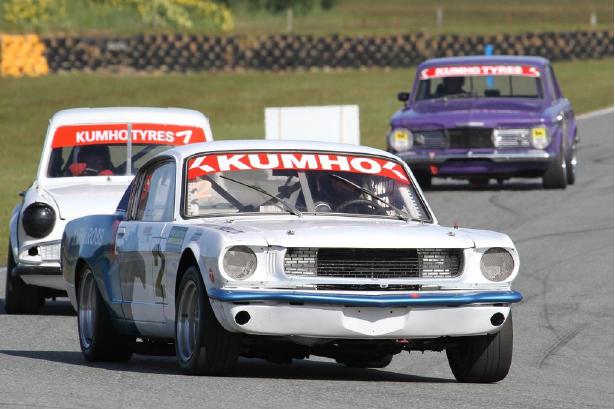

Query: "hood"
<box><xmin>392</xmin><ymin>98</ymin><xmax>546</xmax><ymax>129</ymax></box>
<box><xmin>220</xmin><ymin>217</ymin><xmax>475</xmax><ymax>249</ymax></box>
<box><xmin>44</xmin><ymin>182</ymin><xmax>128</xmax><ymax>219</ymax></box>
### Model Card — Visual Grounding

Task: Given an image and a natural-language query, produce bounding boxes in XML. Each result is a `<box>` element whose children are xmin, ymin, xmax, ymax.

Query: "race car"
<box><xmin>388</xmin><ymin>56</ymin><xmax>577</xmax><ymax>189</ymax></box>
<box><xmin>62</xmin><ymin>139</ymin><xmax>522</xmax><ymax>383</ymax></box>
<box><xmin>6</xmin><ymin>107</ymin><xmax>213</xmax><ymax>314</ymax></box>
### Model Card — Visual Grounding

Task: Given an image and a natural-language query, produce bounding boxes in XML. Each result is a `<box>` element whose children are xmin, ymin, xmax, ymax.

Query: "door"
<box><xmin>116</xmin><ymin>160</ymin><xmax>176</xmax><ymax>322</ymax></box>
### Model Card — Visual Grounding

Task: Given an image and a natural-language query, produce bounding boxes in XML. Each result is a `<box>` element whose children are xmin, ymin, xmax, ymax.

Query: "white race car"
<box><xmin>7</xmin><ymin>107</ymin><xmax>213</xmax><ymax>314</ymax></box>
<box><xmin>62</xmin><ymin>139</ymin><xmax>522</xmax><ymax>383</ymax></box>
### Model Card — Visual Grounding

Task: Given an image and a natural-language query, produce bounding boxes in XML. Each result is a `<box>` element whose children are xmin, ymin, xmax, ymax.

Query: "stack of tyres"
<box><xmin>31</xmin><ymin>30</ymin><xmax>614</xmax><ymax>75</ymax></box>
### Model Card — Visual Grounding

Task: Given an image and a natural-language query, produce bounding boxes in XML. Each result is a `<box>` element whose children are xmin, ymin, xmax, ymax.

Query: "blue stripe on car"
<box><xmin>208</xmin><ymin>288</ymin><xmax>522</xmax><ymax>307</ymax></box>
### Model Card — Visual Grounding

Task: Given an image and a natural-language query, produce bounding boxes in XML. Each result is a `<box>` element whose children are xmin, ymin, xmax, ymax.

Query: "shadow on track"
<box><xmin>0</xmin><ymin>298</ymin><xmax>76</xmax><ymax>316</ymax></box>
<box><xmin>426</xmin><ymin>181</ymin><xmax>544</xmax><ymax>192</ymax></box>
<box><xmin>0</xmin><ymin>349</ymin><xmax>454</xmax><ymax>383</ymax></box>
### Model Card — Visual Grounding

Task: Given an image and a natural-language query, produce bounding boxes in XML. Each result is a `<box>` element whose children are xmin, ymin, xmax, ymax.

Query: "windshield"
<box><xmin>47</xmin><ymin>123</ymin><xmax>207</xmax><ymax>177</ymax></box>
<box><xmin>185</xmin><ymin>151</ymin><xmax>430</xmax><ymax>221</ymax></box>
<box><xmin>415</xmin><ymin>64</ymin><xmax>543</xmax><ymax>101</ymax></box>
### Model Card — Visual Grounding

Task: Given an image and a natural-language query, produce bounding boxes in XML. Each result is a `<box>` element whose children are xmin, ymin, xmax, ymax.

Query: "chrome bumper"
<box><xmin>397</xmin><ymin>150</ymin><xmax>553</xmax><ymax>164</ymax></box>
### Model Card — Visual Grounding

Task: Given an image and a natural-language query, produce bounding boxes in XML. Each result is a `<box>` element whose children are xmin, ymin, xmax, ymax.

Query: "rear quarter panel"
<box><xmin>62</xmin><ymin>213</ymin><xmax>124</xmax><ymax>313</ymax></box>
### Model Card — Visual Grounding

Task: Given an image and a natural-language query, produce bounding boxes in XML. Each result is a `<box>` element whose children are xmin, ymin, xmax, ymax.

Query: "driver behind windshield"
<box><xmin>68</xmin><ymin>145</ymin><xmax>115</xmax><ymax>176</ymax></box>
<box><xmin>434</xmin><ymin>76</ymin><xmax>466</xmax><ymax>98</ymax></box>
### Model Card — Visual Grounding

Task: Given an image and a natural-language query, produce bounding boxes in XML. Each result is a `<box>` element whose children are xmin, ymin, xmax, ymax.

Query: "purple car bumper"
<box><xmin>397</xmin><ymin>148</ymin><xmax>554</xmax><ymax>178</ymax></box>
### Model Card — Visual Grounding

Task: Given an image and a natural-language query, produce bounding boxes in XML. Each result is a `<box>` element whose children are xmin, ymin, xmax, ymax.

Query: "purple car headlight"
<box><xmin>388</xmin><ymin>128</ymin><xmax>412</xmax><ymax>152</ymax></box>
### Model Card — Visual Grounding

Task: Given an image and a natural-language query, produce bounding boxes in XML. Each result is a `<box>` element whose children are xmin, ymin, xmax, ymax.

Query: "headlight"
<box><xmin>222</xmin><ymin>246</ymin><xmax>257</xmax><ymax>280</ymax></box>
<box><xmin>530</xmin><ymin>126</ymin><xmax>550</xmax><ymax>149</ymax></box>
<box><xmin>388</xmin><ymin>128</ymin><xmax>412</xmax><ymax>152</ymax></box>
<box><xmin>22</xmin><ymin>203</ymin><xmax>56</xmax><ymax>238</ymax></box>
<box><xmin>480</xmin><ymin>248</ymin><xmax>514</xmax><ymax>282</ymax></box>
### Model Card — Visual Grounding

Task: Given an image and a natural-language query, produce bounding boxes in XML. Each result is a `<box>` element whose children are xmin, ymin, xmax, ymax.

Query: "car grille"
<box><xmin>493</xmin><ymin>128</ymin><xmax>531</xmax><ymax>148</ymax></box>
<box><xmin>413</xmin><ymin>129</ymin><xmax>447</xmax><ymax>149</ymax></box>
<box><xmin>447</xmin><ymin>127</ymin><xmax>494</xmax><ymax>149</ymax></box>
<box><xmin>284</xmin><ymin>248</ymin><xmax>463</xmax><ymax>279</ymax></box>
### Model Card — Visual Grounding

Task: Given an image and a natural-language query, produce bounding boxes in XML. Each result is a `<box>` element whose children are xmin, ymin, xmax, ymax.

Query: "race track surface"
<box><xmin>0</xmin><ymin>111</ymin><xmax>612</xmax><ymax>409</ymax></box>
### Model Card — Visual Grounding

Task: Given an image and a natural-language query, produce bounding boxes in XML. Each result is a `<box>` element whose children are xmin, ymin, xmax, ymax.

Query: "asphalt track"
<box><xmin>0</xmin><ymin>110</ymin><xmax>612</xmax><ymax>409</ymax></box>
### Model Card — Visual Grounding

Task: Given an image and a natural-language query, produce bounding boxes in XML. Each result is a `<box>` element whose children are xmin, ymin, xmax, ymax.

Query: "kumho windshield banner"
<box><xmin>188</xmin><ymin>152</ymin><xmax>411</xmax><ymax>185</ymax></box>
<box><xmin>420</xmin><ymin>65</ymin><xmax>541</xmax><ymax>79</ymax></box>
<box><xmin>52</xmin><ymin>123</ymin><xmax>208</xmax><ymax>148</ymax></box>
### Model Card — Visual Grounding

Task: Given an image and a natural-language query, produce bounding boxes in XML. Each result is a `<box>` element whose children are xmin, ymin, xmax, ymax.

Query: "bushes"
<box><xmin>2</xmin><ymin>0</ymin><xmax>67</xmax><ymax>29</ymax></box>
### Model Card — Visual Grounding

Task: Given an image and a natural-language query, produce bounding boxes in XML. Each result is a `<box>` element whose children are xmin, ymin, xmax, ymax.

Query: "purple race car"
<box><xmin>388</xmin><ymin>56</ymin><xmax>577</xmax><ymax>189</ymax></box>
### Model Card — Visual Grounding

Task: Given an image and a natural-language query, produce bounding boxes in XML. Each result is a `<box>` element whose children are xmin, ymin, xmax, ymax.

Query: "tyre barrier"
<box><xmin>0</xmin><ymin>34</ymin><xmax>49</xmax><ymax>77</ymax></box>
<box><xmin>1</xmin><ymin>30</ymin><xmax>612</xmax><ymax>76</ymax></box>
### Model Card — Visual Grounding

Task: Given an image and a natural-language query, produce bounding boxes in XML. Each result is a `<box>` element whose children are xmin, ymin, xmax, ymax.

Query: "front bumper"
<box><xmin>209</xmin><ymin>289</ymin><xmax>522</xmax><ymax>338</ymax></box>
<box><xmin>397</xmin><ymin>149</ymin><xmax>553</xmax><ymax>176</ymax></box>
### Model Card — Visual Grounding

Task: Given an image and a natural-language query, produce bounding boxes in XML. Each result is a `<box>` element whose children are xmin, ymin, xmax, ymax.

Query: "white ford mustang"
<box><xmin>62</xmin><ymin>139</ymin><xmax>522</xmax><ymax>382</ymax></box>
<box><xmin>7</xmin><ymin>107</ymin><xmax>212</xmax><ymax>314</ymax></box>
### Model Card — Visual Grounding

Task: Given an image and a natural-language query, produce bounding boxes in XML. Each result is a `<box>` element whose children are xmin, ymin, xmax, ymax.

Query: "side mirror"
<box><xmin>397</xmin><ymin>92</ymin><xmax>410</xmax><ymax>102</ymax></box>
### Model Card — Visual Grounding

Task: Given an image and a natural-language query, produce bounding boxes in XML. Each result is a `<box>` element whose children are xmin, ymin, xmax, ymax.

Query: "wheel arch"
<box><xmin>175</xmin><ymin>248</ymin><xmax>200</xmax><ymax>301</ymax></box>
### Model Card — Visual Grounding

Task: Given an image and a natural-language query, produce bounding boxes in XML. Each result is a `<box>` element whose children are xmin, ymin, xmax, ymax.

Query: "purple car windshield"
<box><xmin>415</xmin><ymin>64</ymin><xmax>543</xmax><ymax>101</ymax></box>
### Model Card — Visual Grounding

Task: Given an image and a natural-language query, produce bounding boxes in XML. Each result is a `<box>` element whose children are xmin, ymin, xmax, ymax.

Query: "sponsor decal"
<box><xmin>188</xmin><ymin>152</ymin><xmax>410</xmax><ymax>185</ymax></box>
<box><xmin>419</xmin><ymin>64</ymin><xmax>541</xmax><ymax>79</ymax></box>
<box><xmin>166</xmin><ymin>226</ymin><xmax>188</xmax><ymax>253</ymax></box>
<box><xmin>52</xmin><ymin>123</ymin><xmax>208</xmax><ymax>148</ymax></box>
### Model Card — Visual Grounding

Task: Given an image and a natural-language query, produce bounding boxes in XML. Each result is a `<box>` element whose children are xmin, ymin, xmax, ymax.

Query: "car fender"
<box><xmin>9</xmin><ymin>203</ymin><xmax>22</xmax><ymax>259</ymax></box>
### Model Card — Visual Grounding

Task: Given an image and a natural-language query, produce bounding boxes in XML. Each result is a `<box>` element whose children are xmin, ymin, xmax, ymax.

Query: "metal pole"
<box><xmin>126</xmin><ymin>123</ymin><xmax>132</xmax><ymax>175</ymax></box>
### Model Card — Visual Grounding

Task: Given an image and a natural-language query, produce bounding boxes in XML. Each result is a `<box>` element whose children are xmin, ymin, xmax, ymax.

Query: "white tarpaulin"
<box><xmin>264</xmin><ymin>105</ymin><xmax>360</xmax><ymax>145</ymax></box>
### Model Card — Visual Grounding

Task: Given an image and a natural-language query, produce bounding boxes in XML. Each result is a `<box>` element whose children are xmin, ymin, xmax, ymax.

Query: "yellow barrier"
<box><xmin>0</xmin><ymin>34</ymin><xmax>49</xmax><ymax>77</ymax></box>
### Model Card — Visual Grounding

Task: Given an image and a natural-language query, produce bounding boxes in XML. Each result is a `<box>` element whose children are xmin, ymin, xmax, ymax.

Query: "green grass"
<box><xmin>1</xmin><ymin>0</ymin><xmax>612</xmax><ymax>36</ymax></box>
<box><xmin>0</xmin><ymin>58</ymin><xmax>612</xmax><ymax>262</ymax></box>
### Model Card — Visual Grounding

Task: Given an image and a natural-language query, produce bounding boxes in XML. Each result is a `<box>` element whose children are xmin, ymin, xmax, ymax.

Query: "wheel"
<box><xmin>565</xmin><ymin>146</ymin><xmax>576</xmax><ymax>185</ymax></box>
<box><xmin>446</xmin><ymin>313</ymin><xmax>513</xmax><ymax>383</ymax></box>
<box><xmin>468</xmin><ymin>177</ymin><xmax>490</xmax><ymax>188</ymax></box>
<box><xmin>4</xmin><ymin>242</ymin><xmax>44</xmax><ymax>314</ymax></box>
<box><xmin>542</xmin><ymin>146</ymin><xmax>567</xmax><ymax>189</ymax></box>
<box><xmin>413</xmin><ymin>172</ymin><xmax>432</xmax><ymax>189</ymax></box>
<box><xmin>77</xmin><ymin>266</ymin><xmax>132</xmax><ymax>362</ymax></box>
<box><xmin>337</xmin><ymin>354</ymin><xmax>394</xmax><ymax>369</ymax></box>
<box><xmin>175</xmin><ymin>265</ymin><xmax>239</xmax><ymax>375</ymax></box>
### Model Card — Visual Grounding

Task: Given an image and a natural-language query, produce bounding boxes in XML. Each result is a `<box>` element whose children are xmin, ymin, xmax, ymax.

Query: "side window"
<box><xmin>135</xmin><ymin>161</ymin><xmax>176</xmax><ymax>222</ymax></box>
<box><xmin>548</xmin><ymin>65</ymin><xmax>563</xmax><ymax>99</ymax></box>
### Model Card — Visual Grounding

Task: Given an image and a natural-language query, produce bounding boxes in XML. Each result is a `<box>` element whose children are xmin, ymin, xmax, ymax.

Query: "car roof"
<box><xmin>418</xmin><ymin>55</ymin><xmax>550</xmax><ymax>70</ymax></box>
<box><xmin>48</xmin><ymin>107</ymin><xmax>210</xmax><ymax>128</ymax></box>
<box><xmin>160</xmin><ymin>139</ymin><xmax>400</xmax><ymax>162</ymax></box>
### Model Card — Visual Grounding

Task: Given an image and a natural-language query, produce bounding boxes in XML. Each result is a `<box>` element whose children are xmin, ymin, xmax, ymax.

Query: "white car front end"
<box><xmin>200</xmin><ymin>217</ymin><xmax>521</xmax><ymax>339</ymax></box>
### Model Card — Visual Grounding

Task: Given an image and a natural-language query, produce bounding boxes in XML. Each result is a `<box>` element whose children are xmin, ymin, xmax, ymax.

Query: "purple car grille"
<box><xmin>412</xmin><ymin>127</ymin><xmax>495</xmax><ymax>149</ymax></box>
<box><xmin>284</xmin><ymin>248</ymin><xmax>463</xmax><ymax>279</ymax></box>
<box><xmin>447</xmin><ymin>127</ymin><xmax>494</xmax><ymax>149</ymax></box>
<box><xmin>413</xmin><ymin>129</ymin><xmax>447</xmax><ymax>149</ymax></box>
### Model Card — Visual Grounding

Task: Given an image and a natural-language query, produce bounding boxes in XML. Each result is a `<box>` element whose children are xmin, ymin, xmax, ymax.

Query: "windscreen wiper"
<box><xmin>328</xmin><ymin>174</ymin><xmax>418</xmax><ymax>222</ymax></box>
<box><xmin>219</xmin><ymin>175</ymin><xmax>302</xmax><ymax>217</ymax></box>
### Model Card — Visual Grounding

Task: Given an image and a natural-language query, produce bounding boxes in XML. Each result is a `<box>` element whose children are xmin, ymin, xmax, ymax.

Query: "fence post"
<box><xmin>286</xmin><ymin>8</ymin><xmax>294</xmax><ymax>33</ymax></box>
<box><xmin>436</xmin><ymin>7</ymin><xmax>443</xmax><ymax>29</ymax></box>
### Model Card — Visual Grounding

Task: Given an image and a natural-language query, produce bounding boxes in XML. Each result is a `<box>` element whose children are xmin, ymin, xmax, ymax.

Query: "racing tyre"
<box><xmin>446</xmin><ymin>313</ymin><xmax>513</xmax><ymax>383</ymax></box>
<box><xmin>337</xmin><ymin>354</ymin><xmax>394</xmax><ymax>369</ymax></box>
<box><xmin>77</xmin><ymin>266</ymin><xmax>133</xmax><ymax>362</ymax></box>
<box><xmin>542</xmin><ymin>147</ymin><xmax>567</xmax><ymax>189</ymax></box>
<box><xmin>565</xmin><ymin>146</ymin><xmax>576</xmax><ymax>185</ymax></box>
<box><xmin>4</xmin><ymin>243</ymin><xmax>45</xmax><ymax>314</ymax></box>
<box><xmin>414</xmin><ymin>172</ymin><xmax>432</xmax><ymax>190</ymax></box>
<box><xmin>175</xmin><ymin>265</ymin><xmax>240</xmax><ymax>375</ymax></box>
